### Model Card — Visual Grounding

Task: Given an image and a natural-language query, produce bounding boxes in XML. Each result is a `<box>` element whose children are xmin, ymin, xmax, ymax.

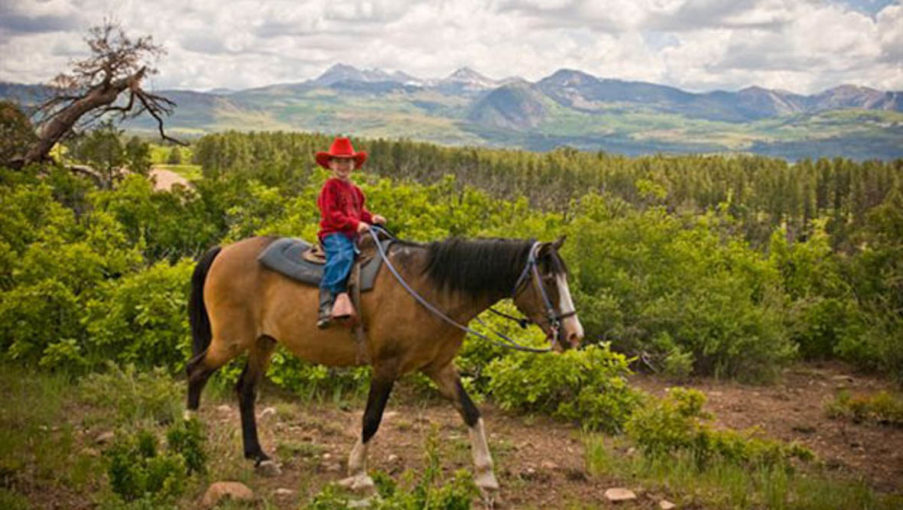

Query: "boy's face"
<box><xmin>328</xmin><ymin>157</ymin><xmax>354</xmax><ymax>180</ymax></box>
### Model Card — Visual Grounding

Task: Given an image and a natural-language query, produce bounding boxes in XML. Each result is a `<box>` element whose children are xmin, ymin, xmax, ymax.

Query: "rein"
<box><xmin>366</xmin><ymin>228</ymin><xmax>553</xmax><ymax>353</ymax></box>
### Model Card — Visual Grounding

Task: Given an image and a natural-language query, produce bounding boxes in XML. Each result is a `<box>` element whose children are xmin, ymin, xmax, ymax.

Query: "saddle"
<box><xmin>257</xmin><ymin>235</ymin><xmax>392</xmax><ymax>292</ymax></box>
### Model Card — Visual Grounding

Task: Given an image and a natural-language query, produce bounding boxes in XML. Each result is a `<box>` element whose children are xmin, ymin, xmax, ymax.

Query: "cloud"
<box><xmin>0</xmin><ymin>0</ymin><xmax>900</xmax><ymax>94</ymax></box>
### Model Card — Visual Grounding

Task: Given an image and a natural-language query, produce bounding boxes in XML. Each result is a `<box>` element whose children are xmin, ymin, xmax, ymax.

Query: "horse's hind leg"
<box><xmin>236</xmin><ymin>335</ymin><xmax>279</xmax><ymax>474</ymax></box>
<box><xmin>185</xmin><ymin>341</ymin><xmax>236</xmax><ymax>415</ymax></box>
<box><xmin>424</xmin><ymin>362</ymin><xmax>500</xmax><ymax>496</ymax></box>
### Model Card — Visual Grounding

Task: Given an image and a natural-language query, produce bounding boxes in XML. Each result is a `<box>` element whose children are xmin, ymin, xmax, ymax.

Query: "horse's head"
<box><xmin>512</xmin><ymin>236</ymin><xmax>584</xmax><ymax>352</ymax></box>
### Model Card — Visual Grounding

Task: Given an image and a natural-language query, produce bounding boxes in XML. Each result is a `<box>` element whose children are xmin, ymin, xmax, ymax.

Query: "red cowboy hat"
<box><xmin>315</xmin><ymin>137</ymin><xmax>368</xmax><ymax>169</ymax></box>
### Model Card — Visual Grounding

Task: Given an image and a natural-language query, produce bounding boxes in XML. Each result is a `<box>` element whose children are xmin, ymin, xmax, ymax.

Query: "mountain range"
<box><xmin>3</xmin><ymin>64</ymin><xmax>902</xmax><ymax>160</ymax></box>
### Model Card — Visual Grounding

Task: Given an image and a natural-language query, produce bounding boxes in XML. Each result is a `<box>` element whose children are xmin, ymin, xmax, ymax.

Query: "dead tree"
<box><xmin>15</xmin><ymin>21</ymin><xmax>183</xmax><ymax>169</ymax></box>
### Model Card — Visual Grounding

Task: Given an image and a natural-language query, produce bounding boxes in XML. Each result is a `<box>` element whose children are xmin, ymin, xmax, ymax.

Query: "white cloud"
<box><xmin>0</xmin><ymin>0</ymin><xmax>900</xmax><ymax>94</ymax></box>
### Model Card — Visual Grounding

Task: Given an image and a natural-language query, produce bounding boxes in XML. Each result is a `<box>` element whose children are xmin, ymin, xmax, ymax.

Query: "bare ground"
<box><xmin>19</xmin><ymin>362</ymin><xmax>903</xmax><ymax>509</ymax></box>
<box><xmin>192</xmin><ymin>362</ymin><xmax>902</xmax><ymax>509</ymax></box>
<box><xmin>629</xmin><ymin>362</ymin><xmax>903</xmax><ymax>493</ymax></box>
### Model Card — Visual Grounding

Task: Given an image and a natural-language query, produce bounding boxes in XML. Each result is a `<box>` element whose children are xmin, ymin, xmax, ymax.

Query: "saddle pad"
<box><xmin>257</xmin><ymin>237</ymin><xmax>389</xmax><ymax>291</ymax></box>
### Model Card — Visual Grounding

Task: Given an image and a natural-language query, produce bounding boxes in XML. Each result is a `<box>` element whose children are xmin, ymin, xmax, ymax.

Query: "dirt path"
<box><xmin>630</xmin><ymin>362</ymin><xmax>903</xmax><ymax>493</ymax></box>
<box><xmin>149</xmin><ymin>166</ymin><xmax>191</xmax><ymax>191</ymax></box>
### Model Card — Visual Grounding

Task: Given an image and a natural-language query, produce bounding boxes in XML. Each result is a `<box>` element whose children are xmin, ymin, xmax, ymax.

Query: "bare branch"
<box><xmin>135</xmin><ymin>90</ymin><xmax>185</xmax><ymax>146</ymax></box>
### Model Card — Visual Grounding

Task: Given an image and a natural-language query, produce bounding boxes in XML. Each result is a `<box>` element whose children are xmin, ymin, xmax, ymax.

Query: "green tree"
<box><xmin>166</xmin><ymin>146</ymin><xmax>182</xmax><ymax>165</ymax></box>
<box><xmin>125</xmin><ymin>136</ymin><xmax>151</xmax><ymax>175</ymax></box>
<box><xmin>67</xmin><ymin>122</ymin><xmax>126</xmax><ymax>189</ymax></box>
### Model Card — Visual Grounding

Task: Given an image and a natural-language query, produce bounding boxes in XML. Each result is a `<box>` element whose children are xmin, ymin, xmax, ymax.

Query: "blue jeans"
<box><xmin>320</xmin><ymin>234</ymin><xmax>357</xmax><ymax>294</ymax></box>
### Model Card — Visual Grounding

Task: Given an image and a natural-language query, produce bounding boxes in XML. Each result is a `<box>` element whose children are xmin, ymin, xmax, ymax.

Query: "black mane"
<box><xmin>422</xmin><ymin>238</ymin><xmax>535</xmax><ymax>298</ymax></box>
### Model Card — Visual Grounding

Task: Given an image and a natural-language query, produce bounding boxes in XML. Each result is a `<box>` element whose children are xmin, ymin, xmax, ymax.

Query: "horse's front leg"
<box><xmin>340</xmin><ymin>365</ymin><xmax>396</xmax><ymax>493</ymax></box>
<box><xmin>424</xmin><ymin>363</ymin><xmax>500</xmax><ymax>497</ymax></box>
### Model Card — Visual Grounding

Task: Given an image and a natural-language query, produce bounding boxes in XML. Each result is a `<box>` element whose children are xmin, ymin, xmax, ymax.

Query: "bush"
<box><xmin>485</xmin><ymin>343</ymin><xmax>641</xmax><ymax>433</ymax></box>
<box><xmin>104</xmin><ymin>428</ymin><xmax>187</xmax><ymax>504</ymax></box>
<box><xmin>626</xmin><ymin>387</ymin><xmax>813</xmax><ymax>469</ymax></box>
<box><xmin>826</xmin><ymin>390</ymin><xmax>903</xmax><ymax>428</ymax></box>
<box><xmin>266</xmin><ymin>347</ymin><xmax>371</xmax><ymax>401</ymax></box>
<box><xmin>84</xmin><ymin>259</ymin><xmax>194</xmax><ymax>371</ymax></box>
<box><xmin>566</xmin><ymin>196</ymin><xmax>795</xmax><ymax>381</ymax></box>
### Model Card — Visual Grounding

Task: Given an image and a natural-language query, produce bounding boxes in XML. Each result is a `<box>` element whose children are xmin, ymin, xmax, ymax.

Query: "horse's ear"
<box><xmin>552</xmin><ymin>235</ymin><xmax>566</xmax><ymax>250</ymax></box>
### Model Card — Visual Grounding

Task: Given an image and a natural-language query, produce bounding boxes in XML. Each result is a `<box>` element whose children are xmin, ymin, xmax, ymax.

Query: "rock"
<box><xmin>626</xmin><ymin>447</ymin><xmax>637</xmax><ymax>456</ymax></box>
<box><xmin>259</xmin><ymin>407</ymin><xmax>277</xmax><ymax>419</ymax></box>
<box><xmin>659</xmin><ymin>500</ymin><xmax>676</xmax><ymax>509</ymax></box>
<box><xmin>201</xmin><ymin>481</ymin><xmax>254</xmax><ymax>508</ymax></box>
<box><xmin>274</xmin><ymin>488</ymin><xmax>295</xmax><ymax>499</ymax></box>
<box><xmin>387</xmin><ymin>454</ymin><xmax>400</xmax><ymax>464</ymax></box>
<box><xmin>604</xmin><ymin>488</ymin><xmax>637</xmax><ymax>502</ymax></box>
<box><xmin>216</xmin><ymin>404</ymin><xmax>231</xmax><ymax>414</ymax></box>
<box><xmin>323</xmin><ymin>453</ymin><xmax>332</xmax><ymax>460</ymax></box>
<box><xmin>95</xmin><ymin>431</ymin><xmax>115</xmax><ymax>445</ymax></box>
<box><xmin>540</xmin><ymin>460</ymin><xmax>559</xmax><ymax>470</ymax></box>
<box><xmin>326</xmin><ymin>462</ymin><xmax>343</xmax><ymax>473</ymax></box>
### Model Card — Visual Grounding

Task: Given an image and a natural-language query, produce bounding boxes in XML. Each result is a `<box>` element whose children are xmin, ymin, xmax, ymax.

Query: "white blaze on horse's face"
<box><xmin>556</xmin><ymin>273</ymin><xmax>584</xmax><ymax>349</ymax></box>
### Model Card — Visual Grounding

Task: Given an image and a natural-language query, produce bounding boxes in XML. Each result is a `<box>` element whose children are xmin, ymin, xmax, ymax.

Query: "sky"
<box><xmin>1</xmin><ymin>0</ymin><xmax>901</xmax><ymax>95</ymax></box>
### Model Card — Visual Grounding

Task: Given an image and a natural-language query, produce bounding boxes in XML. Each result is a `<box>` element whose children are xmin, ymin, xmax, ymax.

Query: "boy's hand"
<box><xmin>373</xmin><ymin>214</ymin><xmax>387</xmax><ymax>225</ymax></box>
<box><xmin>357</xmin><ymin>222</ymin><xmax>371</xmax><ymax>233</ymax></box>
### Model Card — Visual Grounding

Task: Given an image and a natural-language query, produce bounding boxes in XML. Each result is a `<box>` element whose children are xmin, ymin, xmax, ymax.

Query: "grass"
<box><xmin>583</xmin><ymin>434</ymin><xmax>903</xmax><ymax>510</ymax></box>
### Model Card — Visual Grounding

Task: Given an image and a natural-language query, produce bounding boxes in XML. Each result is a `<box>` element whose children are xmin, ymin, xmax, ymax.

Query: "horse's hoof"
<box><xmin>338</xmin><ymin>473</ymin><xmax>375</xmax><ymax>494</ymax></box>
<box><xmin>256</xmin><ymin>459</ymin><xmax>282</xmax><ymax>477</ymax></box>
<box><xmin>475</xmin><ymin>470</ymin><xmax>500</xmax><ymax>499</ymax></box>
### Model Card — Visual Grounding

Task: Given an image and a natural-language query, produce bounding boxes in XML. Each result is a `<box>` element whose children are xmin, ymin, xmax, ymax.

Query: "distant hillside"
<box><xmin>2</xmin><ymin>64</ymin><xmax>901</xmax><ymax>160</ymax></box>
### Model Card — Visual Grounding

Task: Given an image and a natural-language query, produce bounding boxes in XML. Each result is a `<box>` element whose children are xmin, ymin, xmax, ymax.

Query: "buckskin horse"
<box><xmin>184</xmin><ymin>233</ymin><xmax>584</xmax><ymax>496</ymax></box>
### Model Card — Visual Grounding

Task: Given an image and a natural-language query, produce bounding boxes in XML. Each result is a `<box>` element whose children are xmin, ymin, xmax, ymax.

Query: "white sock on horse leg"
<box><xmin>347</xmin><ymin>437</ymin><xmax>368</xmax><ymax>476</ymax></box>
<box><xmin>469</xmin><ymin>418</ymin><xmax>498</xmax><ymax>489</ymax></box>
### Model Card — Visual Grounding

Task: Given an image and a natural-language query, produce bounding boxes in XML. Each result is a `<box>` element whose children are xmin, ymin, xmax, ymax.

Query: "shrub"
<box><xmin>266</xmin><ymin>348</ymin><xmax>371</xmax><ymax>401</ymax></box>
<box><xmin>485</xmin><ymin>343</ymin><xmax>641</xmax><ymax>433</ymax></box>
<box><xmin>826</xmin><ymin>390</ymin><xmax>903</xmax><ymax>428</ymax></box>
<box><xmin>166</xmin><ymin>417</ymin><xmax>207</xmax><ymax>474</ymax></box>
<box><xmin>566</xmin><ymin>197</ymin><xmax>795</xmax><ymax>381</ymax></box>
<box><xmin>104</xmin><ymin>428</ymin><xmax>187</xmax><ymax>504</ymax></box>
<box><xmin>626</xmin><ymin>387</ymin><xmax>813</xmax><ymax>469</ymax></box>
<box><xmin>84</xmin><ymin>259</ymin><xmax>194</xmax><ymax>371</ymax></box>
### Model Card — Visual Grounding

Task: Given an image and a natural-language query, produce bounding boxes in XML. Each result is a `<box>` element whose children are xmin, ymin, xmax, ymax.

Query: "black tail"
<box><xmin>188</xmin><ymin>246</ymin><xmax>222</xmax><ymax>358</ymax></box>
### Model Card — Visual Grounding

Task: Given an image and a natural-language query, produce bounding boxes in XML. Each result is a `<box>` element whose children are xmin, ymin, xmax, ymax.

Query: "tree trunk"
<box><xmin>21</xmin><ymin>72</ymin><xmax>140</xmax><ymax>167</ymax></box>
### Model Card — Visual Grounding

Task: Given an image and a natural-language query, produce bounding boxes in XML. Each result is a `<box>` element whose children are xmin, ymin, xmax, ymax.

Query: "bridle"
<box><xmin>505</xmin><ymin>241</ymin><xmax>578</xmax><ymax>346</ymax></box>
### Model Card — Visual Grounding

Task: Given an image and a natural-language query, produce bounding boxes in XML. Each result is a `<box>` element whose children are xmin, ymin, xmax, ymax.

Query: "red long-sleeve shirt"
<box><xmin>317</xmin><ymin>177</ymin><xmax>373</xmax><ymax>240</ymax></box>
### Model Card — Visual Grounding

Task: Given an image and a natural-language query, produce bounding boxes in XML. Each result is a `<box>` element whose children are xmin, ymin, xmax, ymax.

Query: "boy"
<box><xmin>315</xmin><ymin>136</ymin><xmax>386</xmax><ymax>328</ymax></box>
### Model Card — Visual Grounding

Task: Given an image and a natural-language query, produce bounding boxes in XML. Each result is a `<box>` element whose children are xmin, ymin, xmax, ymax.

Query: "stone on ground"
<box><xmin>274</xmin><ymin>487</ymin><xmax>295</xmax><ymax>499</ymax></box>
<box><xmin>604</xmin><ymin>488</ymin><xmax>637</xmax><ymax>502</ymax></box>
<box><xmin>201</xmin><ymin>481</ymin><xmax>254</xmax><ymax>508</ymax></box>
<box><xmin>659</xmin><ymin>500</ymin><xmax>676</xmax><ymax>509</ymax></box>
<box><xmin>95</xmin><ymin>431</ymin><xmax>115</xmax><ymax>444</ymax></box>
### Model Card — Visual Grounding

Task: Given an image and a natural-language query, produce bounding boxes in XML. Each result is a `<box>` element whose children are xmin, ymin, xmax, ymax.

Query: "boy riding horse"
<box><xmin>315</xmin><ymin>136</ymin><xmax>387</xmax><ymax>328</ymax></box>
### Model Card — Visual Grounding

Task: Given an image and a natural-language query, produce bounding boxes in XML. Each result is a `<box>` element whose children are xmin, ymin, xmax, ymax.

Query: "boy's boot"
<box><xmin>331</xmin><ymin>292</ymin><xmax>355</xmax><ymax>321</ymax></box>
<box><xmin>317</xmin><ymin>288</ymin><xmax>334</xmax><ymax>329</ymax></box>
